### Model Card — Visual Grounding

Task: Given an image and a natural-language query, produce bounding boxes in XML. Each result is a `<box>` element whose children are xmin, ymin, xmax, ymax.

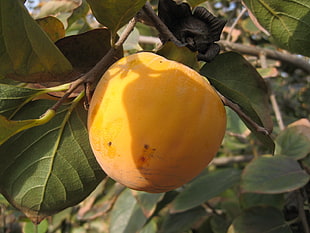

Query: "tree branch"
<box><xmin>138</xmin><ymin>35</ymin><xmax>310</xmax><ymax>73</ymax></box>
<box><xmin>141</xmin><ymin>2</ymin><xmax>184</xmax><ymax>46</ymax></box>
<box><xmin>50</xmin><ymin>17</ymin><xmax>138</xmax><ymax>112</ymax></box>
<box><xmin>226</xmin><ymin>7</ymin><xmax>247</xmax><ymax>42</ymax></box>
<box><xmin>218</xmin><ymin>92</ymin><xmax>271</xmax><ymax>135</ymax></box>
<box><xmin>218</xmin><ymin>40</ymin><xmax>310</xmax><ymax>73</ymax></box>
<box><xmin>260</xmin><ymin>52</ymin><xmax>285</xmax><ymax>131</ymax></box>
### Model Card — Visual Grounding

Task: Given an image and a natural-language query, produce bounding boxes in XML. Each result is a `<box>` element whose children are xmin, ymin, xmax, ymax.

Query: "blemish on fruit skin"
<box><xmin>138</xmin><ymin>145</ymin><xmax>158</xmax><ymax>165</ymax></box>
<box><xmin>108</xmin><ymin>142</ymin><xmax>112</xmax><ymax>146</ymax></box>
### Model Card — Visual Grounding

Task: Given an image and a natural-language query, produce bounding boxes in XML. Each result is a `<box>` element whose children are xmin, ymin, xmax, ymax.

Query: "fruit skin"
<box><xmin>88</xmin><ymin>52</ymin><xmax>226</xmax><ymax>193</ymax></box>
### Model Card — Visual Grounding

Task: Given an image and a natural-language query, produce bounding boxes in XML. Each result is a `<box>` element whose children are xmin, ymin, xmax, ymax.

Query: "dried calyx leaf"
<box><xmin>158</xmin><ymin>0</ymin><xmax>226</xmax><ymax>62</ymax></box>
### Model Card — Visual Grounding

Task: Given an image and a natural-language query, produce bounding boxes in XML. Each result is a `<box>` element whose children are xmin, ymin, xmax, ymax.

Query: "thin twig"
<box><xmin>226</xmin><ymin>7</ymin><xmax>247</xmax><ymax>42</ymax></box>
<box><xmin>137</xmin><ymin>35</ymin><xmax>310</xmax><ymax>73</ymax></box>
<box><xmin>139</xmin><ymin>35</ymin><xmax>161</xmax><ymax>45</ymax></box>
<box><xmin>202</xmin><ymin>202</ymin><xmax>222</xmax><ymax>216</ymax></box>
<box><xmin>219</xmin><ymin>40</ymin><xmax>310</xmax><ymax>73</ymax></box>
<box><xmin>218</xmin><ymin>92</ymin><xmax>270</xmax><ymax>135</ymax></box>
<box><xmin>259</xmin><ymin>51</ymin><xmax>268</xmax><ymax>68</ymax></box>
<box><xmin>270</xmin><ymin>93</ymin><xmax>285</xmax><ymax>130</ymax></box>
<box><xmin>141</xmin><ymin>2</ymin><xmax>184</xmax><ymax>46</ymax></box>
<box><xmin>260</xmin><ymin>52</ymin><xmax>285</xmax><ymax>130</ymax></box>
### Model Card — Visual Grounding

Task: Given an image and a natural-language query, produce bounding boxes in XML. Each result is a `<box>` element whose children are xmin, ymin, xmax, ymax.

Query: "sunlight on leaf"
<box><xmin>67</xmin><ymin>0</ymin><xmax>90</xmax><ymax>29</ymax></box>
<box><xmin>0</xmin><ymin>84</ymin><xmax>44</xmax><ymax>118</ymax></box>
<box><xmin>0</xmin><ymin>83</ymin><xmax>69</xmax><ymax>119</ymax></box>
<box><xmin>36</xmin><ymin>16</ymin><xmax>66</xmax><ymax>42</ymax></box>
<box><xmin>0</xmin><ymin>0</ymin><xmax>73</xmax><ymax>82</ymax></box>
<box><xmin>0</xmin><ymin>110</ymin><xmax>55</xmax><ymax>146</ymax></box>
<box><xmin>243</xmin><ymin>0</ymin><xmax>310</xmax><ymax>56</ymax></box>
<box><xmin>86</xmin><ymin>0</ymin><xmax>147</xmax><ymax>38</ymax></box>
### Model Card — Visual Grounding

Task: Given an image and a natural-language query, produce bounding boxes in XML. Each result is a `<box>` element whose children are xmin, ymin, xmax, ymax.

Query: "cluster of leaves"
<box><xmin>0</xmin><ymin>0</ymin><xmax>310</xmax><ymax>232</ymax></box>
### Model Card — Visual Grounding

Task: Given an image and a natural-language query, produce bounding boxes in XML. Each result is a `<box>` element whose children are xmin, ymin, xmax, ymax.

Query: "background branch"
<box><xmin>260</xmin><ymin>52</ymin><xmax>285</xmax><ymax>130</ymax></box>
<box><xmin>226</xmin><ymin>7</ymin><xmax>247</xmax><ymax>42</ymax></box>
<box><xmin>138</xmin><ymin>35</ymin><xmax>310</xmax><ymax>73</ymax></box>
<box><xmin>218</xmin><ymin>40</ymin><xmax>310</xmax><ymax>73</ymax></box>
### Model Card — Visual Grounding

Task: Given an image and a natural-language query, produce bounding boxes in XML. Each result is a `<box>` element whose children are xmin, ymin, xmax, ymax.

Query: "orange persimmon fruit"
<box><xmin>87</xmin><ymin>52</ymin><xmax>226</xmax><ymax>193</ymax></box>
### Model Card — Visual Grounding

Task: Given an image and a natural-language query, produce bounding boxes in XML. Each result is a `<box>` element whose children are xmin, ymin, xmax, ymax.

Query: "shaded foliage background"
<box><xmin>0</xmin><ymin>0</ymin><xmax>310</xmax><ymax>232</ymax></box>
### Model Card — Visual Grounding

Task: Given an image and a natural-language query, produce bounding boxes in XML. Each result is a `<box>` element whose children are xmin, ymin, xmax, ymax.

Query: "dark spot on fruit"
<box><xmin>140</xmin><ymin>156</ymin><xmax>146</xmax><ymax>162</ymax></box>
<box><xmin>144</xmin><ymin>144</ymin><xmax>149</xmax><ymax>150</ymax></box>
<box><xmin>108</xmin><ymin>142</ymin><xmax>112</xmax><ymax>146</ymax></box>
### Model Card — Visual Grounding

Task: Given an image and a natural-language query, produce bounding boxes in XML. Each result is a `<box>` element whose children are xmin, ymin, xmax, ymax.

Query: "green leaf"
<box><xmin>159</xmin><ymin>206</ymin><xmax>206</xmax><ymax>233</ymax></box>
<box><xmin>275</xmin><ymin>125</ymin><xmax>310</xmax><ymax>160</ymax></box>
<box><xmin>131</xmin><ymin>191</ymin><xmax>164</xmax><ymax>218</ymax></box>
<box><xmin>200</xmin><ymin>52</ymin><xmax>274</xmax><ymax>152</ymax></box>
<box><xmin>210</xmin><ymin>215</ymin><xmax>231</xmax><ymax>233</ymax></box>
<box><xmin>0</xmin><ymin>0</ymin><xmax>73</xmax><ymax>82</ymax></box>
<box><xmin>0</xmin><ymin>84</ymin><xmax>44</xmax><ymax>118</ymax></box>
<box><xmin>0</xmin><ymin>83</ymin><xmax>70</xmax><ymax>144</ymax></box>
<box><xmin>226</xmin><ymin>107</ymin><xmax>248</xmax><ymax>135</ymax></box>
<box><xmin>55</xmin><ymin>28</ymin><xmax>123</xmax><ymax>74</ymax></box>
<box><xmin>240</xmin><ymin>193</ymin><xmax>285</xmax><ymax>210</ymax></box>
<box><xmin>36</xmin><ymin>16</ymin><xmax>65</xmax><ymax>42</ymax></box>
<box><xmin>86</xmin><ymin>0</ymin><xmax>147</xmax><ymax>38</ymax></box>
<box><xmin>23</xmin><ymin>219</ymin><xmax>48</xmax><ymax>233</ymax></box>
<box><xmin>241</xmin><ymin>18</ymin><xmax>260</xmax><ymax>34</ymax></box>
<box><xmin>228</xmin><ymin>206</ymin><xmax>292</xmax><ymax>233</ymax></box>
<box><xmin>243</xmin><ymin>0</ymin><xmax>310</xmax><ymax>57</ymax></box>
<box><xmin>110</xmin><ymin>189</ymin><xmax>147</xmax><ymax>233</ymax></box>
<box><xmin>170</xmin><ymin>168</ymin><xmax>241</xmax><ymax>213</ymax></box>
<box><xmin>140</xmin><ymin>218</ymin><xmax>158</xmax><ymax>233</ymax></box>
<box><xmin>0</xmin><ymin>110</ymin><xmax>55</xmax><ymax>146</ymax></box>
<box><xmin>67</xmin><ymin>0</ymin><xmax>90</xmax><ymax>29</ymax></box>
<box><xmin>241</xmin><ymin>156</ymin><xmax>310</xmax><ymax>194</ymax></box>
<box><xmin>0</xmin><ymin>100</ymin><xmax>105</xmax><ymax>223</ymax></box>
